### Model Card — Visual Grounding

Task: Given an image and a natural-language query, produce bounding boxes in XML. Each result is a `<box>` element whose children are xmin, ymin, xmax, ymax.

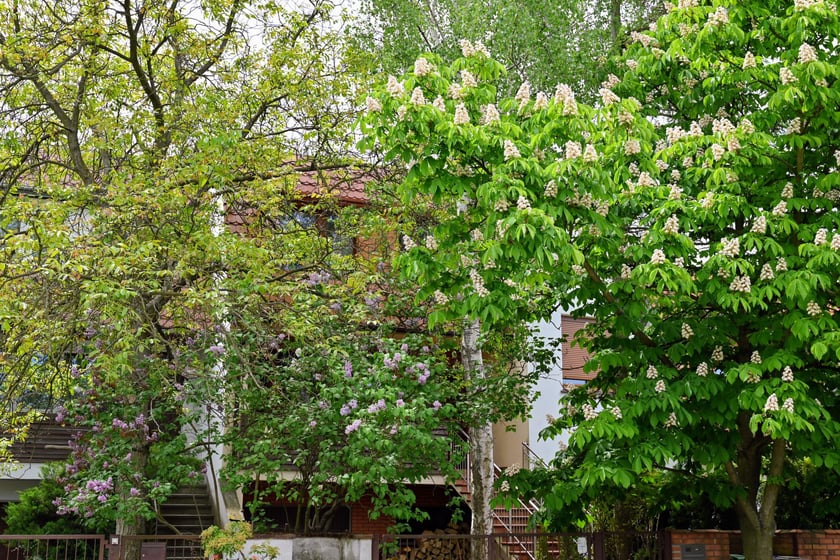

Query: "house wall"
<box><xmin>669</xmin><ymin>530</ymin><xmax>840</xmax><ymax>559</ymax></box>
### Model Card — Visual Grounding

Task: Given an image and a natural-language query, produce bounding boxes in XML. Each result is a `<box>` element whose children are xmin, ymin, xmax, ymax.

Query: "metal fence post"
<box><xmin>593</xmin><ymin>531</ymin><xmax>605</xmax><ymax>560</ymax></box>
<box><xmin>371</xmin><ymin>534</ymin><xmax>379</xmax><ymax>560</ymax></box>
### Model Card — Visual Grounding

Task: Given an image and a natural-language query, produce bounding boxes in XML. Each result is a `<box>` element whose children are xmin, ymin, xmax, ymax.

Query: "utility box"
<box><xmin>140</xmin><ymin>542</ymin><xmax>167</xmax><ymax>560</ymax></box>
<box><xmin>680</xmin><ymin>543</ymin><xmax>706</xmax><ymax>560</ymax></box>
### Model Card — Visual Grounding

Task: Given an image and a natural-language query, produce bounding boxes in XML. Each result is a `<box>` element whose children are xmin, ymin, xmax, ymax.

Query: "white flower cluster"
<box><xmin>794</xmin><ymin>0</ymin><xmax>815</xmax><ymax>10</ymax></box>
<box><xmin>707</xmin><ymin>6</ymin><xmax>729</xmax><ymax>25</ymax></box>
<box><xmin>461</xmin><ymin>70</ymin><xmax>477</xmax><ymax>88</ymax></box>
<box><xmin>782</xmin><ymin>366</ymin><xmax>794</xmax><ymax>382</ymax></box>
<box><xmin>425</xmin><ymin>235</ymin><xmax>438</xmax><ymax>250</ymax></box>
<box><xmin>534</xmin><ymin>91</ymin><xmax>549</xmax><ymax>110</ymax></box>
<box><xmin>799</xmin><ymin>43</ymin><xmax>818</xmax><ymax>64</ymax></box>
<box><xmin>696</xmin><ymin>362</ymin><xmax>708</xmax><ymax>377</ymax></box>
<box><xmin>554</xmin><ymin>83</ymin><xmax>577</xmax><ymax>115</ymax></box>
<box><xmin>782</xmin><ymin>182</ymin><xmax>794</xmax><ymax>199</ymax></box>
<box><xmin>386</xmin><ymin>75</ymin><xmax>405</xmax><ymax>97</ymax></box>
<box><xmin>720</xmin><ymin>237</ymin><xmax>740</xmax><ymax>258</ymax></box>
<box><xmin>780</xmin><ymin>67</ymin><xmax>798</xmax><ymax>85</ymax></box>
<box><xmin>618</xmin><ymin>110</ymin><xmax>634</xmax><ymax>126</ymax></box>
<box><xmin>366</xmin><ymin>96</ymin><xmax>382</xmax><ymax>113</ymax></box>
<box><xmin>470</xmin><ymin>269</ymin><xmax>489</xmax><ymax>297</ymax></box>
<box><xmin>669</xmin><ymin>185</ymin><xmax>682</xmax><ymax>200</ymax></box>
<box><xmin>678</xmin><ymin>0</ymin><xmax>698</xmax><ymax>9</ymax></box>
<box><xmin>712</xmin><ymin>117</ymin><xmax>736</xmax><ymax>135</ymax></box>
<box><xmin>414</xmin><ymin>58</ymin><xmax>435</xmax><ymax>76</ymax></box>
<box><xmin>740</xmin><ymin>118</ymin><xmax>755</xmax><ymax>134</ymax></box>
<box><xmin>470</xmin><ymin>229</ymin><xmax>484</xmax><ymax>241</ymax></box>
<box><xmin>782</xmin><ymin>398</ymin><xmax>795</xmax><ymax>413</ymax></box>
<box><xmin>711</xmin><ymin>143</ymin><xmax>725</xmax><ymax>161</ymax></box>
<box><xmin>460</xmin><ymin>39</ymin><xmax>490</xmax><ymax>57</ymax></box>
<box><xmin>515</xmin><ymin>82</ymin><xmax>531</xmax><ymax>110</ymax></box>
<box><xmin>674</xmin><ymin>257</ymin><xmax>685</xmax><ymax>268</ymax></box>
<box><xmin>611</xmin><ymin>407</ymin><xmax>623</xmax><ymax>420</ymax></box>
<box><xmin>730</xmin><ymin>275</ymin><xmax>751</xmax><ymax>293</ymax></box>
<box><xmin>504</xmin><ymin>140</ymin><xmax>521</xmax><ymax>160</ymax></box>
<box><xmin>650</xmin><ymin>249</ymin><xmax>667</xmax><ymax>264</ymax></box>
<box><xmin>712</xmin><ymin>346</ymin><xmax>724</xmax><ymax>362</ymax></box>
<box><xmin>582</xmin><ymin>403</ymin><xmax>598</xmax><ymax>421</ymax></box>
<box><xmin>448</xmin><ymin>83</ymin><xmax>463</xmax><ymax>99</ymax></box>
<box><xmin>476</xmin><ymin>103</ymin><xmax>499</xmax><ymax>125</ymax></box>
<box><xmin>410</xmin><ymin>87</ymin><xmax>426</xmax><ymax>106</ymax></box>
<box><xmin>751</xmin><ymin>215</ymin><xmax>767</xmax><ymax>234</ymax></box>
<box><xmin>775</xmin><ymin>258</ymin><xmax>788</xmax><ymax>273</ymax></box>
<box><xmin>807</xmin><ymin>301</ymin><xmax>821</xmax><ymax>316</ymax></box>
<box><xmin>666</xmin><ymin>126</ymin><xmax>685</xmax><ymax>144</ymax></box>
<box><xmin>402</xmin><ymin>235</ymin><xmax>416</xmax><ymax>250</ymax></box>
<box><xmin>396</xmin><ymin>105</ymin><xmax>407</xmax><ymax>120</ymax></box>
<box><xmin>664</xmin><ymin>412</ymin><xmax>678</xmax><ymax>428</ymax></box>
<box><xmin>646</xmin><ymin>365</ymin><xmax>658</xmax><ymax>379</ymax></box>
<box><xmin>743</xmin><ymin>52</ymin><xmax>756</xmax><ymax>69</ymax></box>
<box><xmin>787</xmin><ymin>118</ymin><xmax>802</xmax><ymax>135</ymax></box>
<box><xmin>630</xmin><ymin>31</ymin><xmax>655</xmax><ymax>47</ymax></box>
<box><xmin>832</xmin><ymin>234</ymin><xmax>840</xmax><ymax>250</ymax></box>
<box><xmin>454</xmin><ymin>103</ymin><xmax>469</xmax><ymax>125</ymax></box>
<box><xmin>760</xmin><ymin>263</ymin><xmax>775</xmax><ymax>281</ymax></box>
<box><xmin>627</xmin><ymin>59</ymin><xmax>638</xmax><ymax>70</ymax></box>
<box><xmin>517</xmin><ymin>196</ymin><xmax>531</xmax><ymax>210</ymax></box>
<box><xmin>494</xmin><ymin>198</ymin><xmax>509</xmax><ymax>212</ymax></box>
<box><xmin>701</xmin><ymin>192</ymin><xmax>715</xmax><ymax>209</ymax></box>
<box><xmin>620</xmin><ymin>264</ymin><xmax>633</xmax><ymax>279</ymax></box>
<box><xmin>655</xmin><ymin>379</ymin><xmax>667</xmax><ymax>393</ymax></box>
<box><xmin>625</xmin><ymin>139</ymin><xmax>641</xmax><ymax>155</ymax></box>
<box><xmin>751</xmin><ymin>351</ymin><xmax>762</xmax><ymax>364</ymax></box>
<box><xmin>544</xmin><ymin>180</ymin><xmax>558</xmax><ymax>197</ymax></box>
<box><xmin>599</xmin><ymin>88</ymin><xmax>620</xmax><ymax>106</ymax></box>
<box><xmin>814</xmin><ymin>228</ymin><xmax>828</xmax><ymax>245</ymax></box>
<box><xmin>566</xmin><ymin>140</ymin><xmax>583</xmax><ymax>159</ymax></box>
<box><xmin>765</xmin><ymin>394</ymin><xmax>779</xmax><ymax>412</ymax></box>
<box><xmin>663</xmin><ymin>215</ymin><xmax>680</xmax><ymax>234</ymax></box>
<box><xmin>433</xmin><ymin>290</ymin><xmax>449</xmax><ymax>305</ymax></box>
<box><xmin>772</xmin><ymin>200</ymin><xmax>788</xmax><ymax>216</ymax></box>
<box><xmin>432</xmin><ymin>96</ymin><xmax>446</xmax><ymax>111</ymax></box>
<box><xmin>682</xmin><ymin>323</ymin><xmax>694</xmax><ymax>339</ymax></box>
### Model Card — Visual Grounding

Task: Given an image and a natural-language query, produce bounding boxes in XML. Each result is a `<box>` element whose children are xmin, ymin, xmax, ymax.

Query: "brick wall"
<box><xmin>669</xmin><ymin>530</ymin><xmax>840</xmax><ymax>559</ymax></box>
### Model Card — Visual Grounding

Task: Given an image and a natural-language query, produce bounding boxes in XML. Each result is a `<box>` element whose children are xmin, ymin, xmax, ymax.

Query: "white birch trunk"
<box><xmin>462</xmin><ymin>319</ymin><xmax>494</xmax><ymax>560</ymax></box>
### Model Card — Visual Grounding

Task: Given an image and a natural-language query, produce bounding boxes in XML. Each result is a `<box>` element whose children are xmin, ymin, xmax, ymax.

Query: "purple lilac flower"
<box><xmin>340</xmin><ymin>404</ymin><xmax>352</xmax><ymax>416</ymax></box>
<box><xmin>344</xmin><ymin>361</ymin><xmax>353</xmax><ymax>378</ymax></box>
<box><xmin>418</xmin><ymin>373</ymin><xmax>429</xmax><ymax>385</ymax></box>
<box><xmin>130</xmin><ymin>488</ymin><xmax>141</xmax><ymax>497</ymax></box>
<box><xmin>70</xmin><ymin>364</ymin><xmax>80</xmax><ymax>378</ymax></box>
<box><xmin>400</xmin><ymin>343</ymin><xmax>409</xmax><ymax>353</ymax></box>
<box><xmin>207</xmin><ymin>344</ymin><xmax>225</xmax><ymax>355</ymax></box>
<box><xmin>433</xmin><ymin>401</ymin><xmax>442</xmax><ymax>411</ymax></box>
<box><xmin>309</xmin><ymin>421</ymin><xmax>317</xmax><ymax>428</ymax></box>
<box><xmin>396</xmin><ymin>399</ymin><xmax>405</xmax><ymax>407</ymax></box>
<box><xmin>112</xmin><ymin>418</ymin><xmax>129</xmax><ymax>429</ymax></box>
<box><xmin>345</xmin><ymin>419</ymin><xmax>362</xmax><ymax>434</ymax></box>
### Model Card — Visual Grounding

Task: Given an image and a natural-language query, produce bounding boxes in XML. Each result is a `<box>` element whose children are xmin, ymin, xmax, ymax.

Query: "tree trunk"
<box><xmin>116</xmin><ymin>447</ymin><xmax>149</xmax><ymax>560</ymax></box>
<box><xmin>736</xmin><ymin>512</ymin><xmax>775</xmax><ymax>560</ymax></box>
<box><xmin>461</xmin><ymin>319</ymin><xmax>494</xmax><ymax>560</ymax></box>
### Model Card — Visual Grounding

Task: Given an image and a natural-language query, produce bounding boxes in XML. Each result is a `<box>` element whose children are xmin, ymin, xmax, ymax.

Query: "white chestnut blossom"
<box><xmin>776</xmin><ymin>258</ymin><xmax>788</xmax><ymax>272</ymax></box>
<box><xmin>832</xmin><ymin>234</ymin><xmax>840</xmax><ymax>250</ymax></box>
<box><xmin>425</xmin><ymin>235</ymin><xmax>438</xmax><ymax>250</ymax></box>
<box><xmin>780</xmin><ymin>67</ymin><xmax>798</xmax><ymax>85</ymax></box>
<box><xmin>515</xmin><ymin>82</ymin><xmax>531</xmax><ymax>109</ymax></box>
<box><xmin>663</xmin><ymin>215</ymin><xmax>680</xmax><ymax>234</ymax></box>
<box><xmin>396</xmin><ymin>105</ymin><xmax>407</xmax><ymax>120</ymax></box>
<box><xmin>625</xmin><ymin>139</ymin><xmax>641</xmax><ymax>155</ymax></box>
<box><xmin>764</xmin><ymin>393</ymin><xmax>779</xmax><ymax>412</ymax></box>
<box><xmin>807</xmin><ymin>301</ymin><xmax>821</xmax><ymax>316</ymax></box>
<box><xmin>666</xmin><ymin>126</ymin><xmax>685</xmax><ymax>144</ymax></box>
<box><xmin>461</xmin><ymin>70</ymin><xmax>477</xmax><ymax>88</ymax></box>
<box><xmin>751</xmin><ymin>215</ymin><xmax>767</xmax><ymax>234</ymax></box>
<box><xmin>760</xmin><ymin>263</ymin><xmax>775</xmax><ymax>281</ymax></box>
<box><xmin>470</xmin><ymin>229</ymin><xmax>484</xmax><ymax>241</ymax></box>
<box><xmin>544</xmin><ymin>180</ymin><xmax>558</xmax><ymax>197</ymax></box>
<box><xmin>516</xmin><ymin>196</ymin><xmax>531</xmax><ymax>210</ymax></box>
<box><xmin>620</xmin><ymin>264</ymin><xmax>633</xmax><ymax>279</ymax></box>
<box><xmin>410</xmin><ymin>87</ymin><xmax>426</xmax><ymax>106</ymax></box>
<box><xmin>582</xmin><ymin>403</ymin><xmax>598</xmax><ymax>421</ymax></box>
<box><xmin>730</xmin><ymin>275</ymin><xmax>751</xmax><ymax>293</ymax></box>
<box><xmin>794</xmin><ymin>0</ymin><xmax>815</xmax><ymax>10</ymax></box>
<box><xmin>814</xmin><ymin>228</ymin><xmax>828</xmax><ymax>245</ymax></box>
<box><xmin>469</xmin><ymin>269</ymin><xmax>489</xmax><ymax>297</ymax></box>
<box><xmin>669</xmin><ymin>185</ymin><xmax>683</xmax><ymax>200</ymax></box>
<box><xmin>720</xmin><ymin>237</ymin><xmax>740</xmax><ymax>258</ymax></box>
<box><xmin>772</xmin><ymin>200</ymin><xmax>788</xmax><ymax>216</ymax></box>
<box><xmin>386</xmin><ymin>75</ymin><xmax>405</xmax><ymax>96</ymax></box>
<box><xmin>697</xmin><ymin>362</ymin><xmax>708</xmax><ymax>377</ymax></box>
<box><xmin>743</xmin><ymin>52</ymin><xmax>756</xmax><ymax>69</ymax></box>
<box><xmin>655</xmin><ymin>379</ymin><xmax>667</xmax><ymax>393</ymax></box>
<box><xmin>781</xmin><ymin>182</ymin><xmax>794</xmax><ymax>198</ymax></box>
<box><xmin>583</xmin><ymin>144</ymin><xmax>598</xmax><ymax>163</ymax></box>
<box><xmin>740</xmin><ymin>118</ymin><xmax>755</xmax><ymax>133</ymax></box>
<box><xmin>626</xmin><ymin>59</ymin><xmax>638</xmax><ymax>70</ymax></box>
<box><xmin>432</xmin><ymin>96</ymin><xmax>446</xmax><ymax>111</ymax></box>
<box><xmin>751</xmin><ymin>351</ymin><xmax>762</xmax><ymax>364</ymax></box>
<box><xmin>494</xmin><ymin>199</ymin><xmax>510</xmax><ymax>212</ymax></box>
<box><xmin>782</xmin><ymin>398</ymin><xmax>795</xmax><ymax>413</ymax></box>
<box><xmin>599</xmin><ymin>88</ymin><xmax>620</xmax><ymax>106</ymax></box>
<box><xmin>473</xmin><ymin>41</ymin><xmax>490</xmax><ymax>57</ymax></box>
<box><xmin>674</xmin><ymin>257</ymin><xmax>685</xmax><ymax>268</ymax></box>
<box><xmin>664</xmin><ymin>412</ymin><xmax>678</xmax><ymax>428</ymax></box>
<box><xmin>611</xmin><ymin>407</ymin><xmax>623</xmax><ymax>420</ymax></box>
<box><xmin>712</xmin><ymin>346</ymin><xmax>724</xmax><ymax>362</ymax></box>
<box><xmin>782</xmin><ymin>366</ymin><xmax>794</xmax><ymax>382</ymax></box>
<box><xmin>711</xmin><ymin>143</ymin><xmax>725</xmax><ymax>161</ymax></box>
<box><xmin>460</xmin><ymin>39</ymin><xmax>475</xmax><ymax>57</ymax></box>
<box><xmin>799</xmin><ymin>43</ymin><xmax>818</xmax><ymax>64</ymax></box>
<box><xmin>646</xmin><ymin>365</ymin><xmax>658</xmax><ymax>379</ymax></box>
<box><xmin>727</xmin><ymin>137</ymin><xmax>741</xmax><ymax>152</ymax></box>
<box><xmin>414</xmin><ymin>57</ymin><xmax>435</xmax><ymax>76</ymax></box>
<box><xmin>565</xmin><ymin>140</ymin><xmax>583</xmax><ymax>159</ymax></box>
<box><xmin>618</xmin><ymin>110</ymin><xmax>634</xmax><ymax>126</ymax></box>
<box><xmin>401</xmin><ymin>235</ymin><xmax>416</xmax><ymax>250</ymax></box>
<box><xmin>503</xmin><ymin>140</ymin><xmax>521</xmax><ymax>160</ymax></box>
<box><xmin>365</xmin><ymin>96</ymin><xmax>382</xmax><ymax>113</ymax></box>
<box><xmin>707</xmin><ymin>6</ymin><xmax>728</xmax><ymax>25</ymax></box>
<box><xmin>454</xmin><ymin>103</ymin><xmax>470</xmax><ymax>125</ymax></box>
<box><xmin>650</xmin><ymin>249</ymin><xmax>667</xmax><ymax>264</ymax></box>
<box><xmin>433</xmin><ymin>290</ymin><xmax>449</xmax><ymax>305</ymax></box>
<box><xmin>534</xmin><ymin>91</ymin><xmax>549</xmax><ymax>110</ymax></box>
<box><xmin>481</xmin><ymin>103</ymin><xmax>500</xmax><ymax>125</ymax></box>
<box><xmin>681</xmin><ymin>323</ymin><xmax>694</xmax><ymax>339</ymax></box>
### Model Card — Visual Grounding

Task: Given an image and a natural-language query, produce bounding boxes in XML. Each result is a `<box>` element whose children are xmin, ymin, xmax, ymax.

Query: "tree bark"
<box><xmin>116</xmin><ymin>447</ymin><xmax>149</xmax><ymax>560</ymax></box>
<box><xmin>461</xmin><ymin>319</ymin><xmax>494</xmax><ymax>560</ymax></box>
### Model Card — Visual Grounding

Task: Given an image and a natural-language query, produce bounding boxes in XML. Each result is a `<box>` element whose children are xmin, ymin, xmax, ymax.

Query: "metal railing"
<box><xmin>0</xmin><ymin>535</ymin><xmax>106</xmax><ymax>560</ymax></box>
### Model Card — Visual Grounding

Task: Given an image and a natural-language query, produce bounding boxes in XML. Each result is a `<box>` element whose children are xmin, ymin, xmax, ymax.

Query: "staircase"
<box><xmin>156</xmin><ymin>484</ymin><xmax>217</xmax><ymax>535</ymax></box>
<box><xmin>451</xmin><ymin>435</ymin><xmax>550</xmax><ymax>560</ymax></box>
